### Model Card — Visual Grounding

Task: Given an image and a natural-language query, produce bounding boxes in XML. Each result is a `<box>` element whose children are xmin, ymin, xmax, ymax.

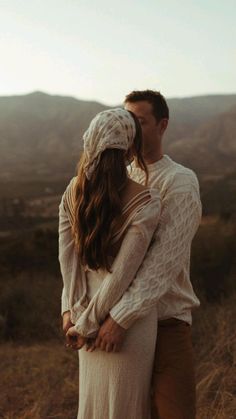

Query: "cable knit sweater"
<box><xmin>109</xmin><ymin>154</ymin><xmax>202</xmax><ymax>328</ymax></box>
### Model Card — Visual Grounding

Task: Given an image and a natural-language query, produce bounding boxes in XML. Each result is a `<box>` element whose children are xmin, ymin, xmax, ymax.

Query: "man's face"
<box><xmin>124</xmin><ymin>100</ymin><xmax>166</xmax><ymax>156</ymax></box>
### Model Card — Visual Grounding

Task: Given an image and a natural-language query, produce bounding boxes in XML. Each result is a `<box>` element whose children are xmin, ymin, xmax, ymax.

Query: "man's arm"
<box><xmin>109</xmin><ymin>179</ymin><xmax>202</xmax><ymax>329</ymax></box>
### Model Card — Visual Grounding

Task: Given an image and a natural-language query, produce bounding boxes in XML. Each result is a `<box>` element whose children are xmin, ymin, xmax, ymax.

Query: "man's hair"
<box><xmin>124</xmin><ymin>89</ymin><xmax>169</xmax><ymax>121</ymax></box>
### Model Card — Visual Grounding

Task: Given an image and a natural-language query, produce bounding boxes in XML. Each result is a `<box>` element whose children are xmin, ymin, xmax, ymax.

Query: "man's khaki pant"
<box><xmin>151</xmin><ymin>318</ymin><xmax>196</xmax><ymax>419</ymax></box>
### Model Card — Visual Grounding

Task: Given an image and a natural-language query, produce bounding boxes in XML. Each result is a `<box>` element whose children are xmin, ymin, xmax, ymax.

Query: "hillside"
<box><xmin>168</xmin><ymin>105</ymin><xmax>236</xmax><ymax>176</ymax></box>
<box><xmin>0</xmin><ymin>91</ymin><xmax>236</xmax><ymax>183</ymax></box>
<box><xmin>0</xmin><ymin>92</ymin><xmax>107</xmax><ymax>181</ymax></box>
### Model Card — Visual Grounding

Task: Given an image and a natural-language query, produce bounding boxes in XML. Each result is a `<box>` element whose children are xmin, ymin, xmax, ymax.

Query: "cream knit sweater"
<box><xmin>110</xmin><ymin>154</ymin><xmax>202</xmax><ymax>327</ymax></box>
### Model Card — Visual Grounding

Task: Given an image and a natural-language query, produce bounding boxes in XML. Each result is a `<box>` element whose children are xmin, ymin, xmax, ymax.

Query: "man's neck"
<box><xmin>143</xmin><ymin>141</ymin><xmax>164</xmax><ymax>165</ymax></box>
<box><xmin>134</xmin><ymin>150</ymin><xmax>164</xmax><ymax>167</ymax></box>
<box><xmin>144</xmin><ymin>152</ymin><xmax>164</xmax><ymax>165</ymax></box>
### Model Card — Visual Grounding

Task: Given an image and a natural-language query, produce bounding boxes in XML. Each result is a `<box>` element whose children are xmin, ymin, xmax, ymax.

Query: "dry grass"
<box><xmin>193</xmin><ymin>295</ymin><xmax>236</xmax><ymax>418</ymax></box>
<box><xmin>0</xmin><ymin>341</ymin><xmax>79</xmax><ymax>419</ymax></box>
<box><xmin>0</xmin><ymin>296</ymin><xmax>235</xmax><ymax>419</ymax></box>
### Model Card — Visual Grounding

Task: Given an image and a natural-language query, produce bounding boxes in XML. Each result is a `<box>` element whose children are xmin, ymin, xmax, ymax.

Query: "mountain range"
<box><xmin>0</xmin><ymin>91</ymin><xmax>236</xmax><ymax>214</ymax></box>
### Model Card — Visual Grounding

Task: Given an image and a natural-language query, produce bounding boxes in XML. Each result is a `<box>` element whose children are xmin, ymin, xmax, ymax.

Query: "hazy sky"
<box><xmin>0</xmin><ymin>0</ymin><xmax>235</xmax><ymax>105</ymax></box>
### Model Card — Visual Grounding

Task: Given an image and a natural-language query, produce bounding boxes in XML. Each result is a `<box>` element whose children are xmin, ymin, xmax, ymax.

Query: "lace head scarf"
<box><xmin>83</xmin><ymin>108</ymin><xmax>136</xmax><ymax>179</ymax></box>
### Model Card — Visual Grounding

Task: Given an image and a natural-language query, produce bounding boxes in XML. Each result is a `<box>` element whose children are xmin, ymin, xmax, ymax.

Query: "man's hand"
<box><xmin>62</xmin><ymin>310</ymin><xmax>74</xmax><ymax>334</ymax></box>
<box><xmin>87</xmin><ymin>315</ymin><xmax>126</xmax><ymax>353</ymax></box>
<box><xmin>66</xmin><ymin>325</ymin><xmax>87</xmax><ymax>350</ymax></box>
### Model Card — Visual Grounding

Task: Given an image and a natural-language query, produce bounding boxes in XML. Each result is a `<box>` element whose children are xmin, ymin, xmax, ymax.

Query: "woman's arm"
<box><xmin>58</xmin><ymin>181</ymin><xmax>88</xmax><ymax>321</ymax></box>
<box><xmin>72</xmin><ymin>194</ymin><xmax>161</xmax><ymax>338</ymax></box>
<box><xmin>59</xmin><ymin>194</ymin><xmax>75</xmax><ymax>316</ymax></box>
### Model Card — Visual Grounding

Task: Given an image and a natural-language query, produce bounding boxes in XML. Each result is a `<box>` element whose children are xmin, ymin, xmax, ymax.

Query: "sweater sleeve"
<box><xmin>58</xmin><ymin>193</ymin><xmax>73</xmax><ymax>315</ymax></box>
<box><xmin>58</xmin><ymin>179</ymin><xmax>88</xmax><ymax>318</ymax></box>
<box><xmin>73</xmin><ymin>193</ymin><xmax>161</xmax><ymax>337</ymax></box>
<box><xmin>109</xmin><ymin>173</ymin><xmax>202</xmax><ymax>329</ymax></box>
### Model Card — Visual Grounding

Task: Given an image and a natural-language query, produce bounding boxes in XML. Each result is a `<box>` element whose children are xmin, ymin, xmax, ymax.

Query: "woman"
<box><xmin>58</xmin><ymin>108</ymin><xmax>161</xmax><ymax>419</ymax></box>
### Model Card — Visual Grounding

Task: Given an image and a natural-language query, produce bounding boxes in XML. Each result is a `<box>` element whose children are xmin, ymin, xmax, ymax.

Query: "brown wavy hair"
<box><xmin>72</xmin><ymin>111</ymin><xmax>148</xmax><ymax>272</ymax></box>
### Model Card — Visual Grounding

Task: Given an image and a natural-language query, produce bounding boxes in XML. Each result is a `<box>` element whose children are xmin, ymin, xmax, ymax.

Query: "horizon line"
<box><xmin>0</xmin><ymin>89</ymin><xmax>236</xmax><ymax>107</ymax></box>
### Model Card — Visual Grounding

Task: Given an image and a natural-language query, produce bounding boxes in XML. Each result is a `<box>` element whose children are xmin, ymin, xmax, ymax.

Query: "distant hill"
<box><xmin>0</xmin><ymin>92</ymin><xmax>107</xmax><ymax>180</ymax></box>
<box><xmin>168</xmin><ymin>105</ymin><xmax>236</xmax><ymax>176</ymax></box>
<box><xmin>0</xmin><ymin>91</ymin><xmax>236</xmax><ymax>183</ymax></box>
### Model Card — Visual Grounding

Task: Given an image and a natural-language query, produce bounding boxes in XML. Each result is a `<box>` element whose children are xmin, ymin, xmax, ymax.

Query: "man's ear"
<box><xmin>160</xmin><ymin>118</ymin><xmax>168</xmax><ymax>135</ymax></box>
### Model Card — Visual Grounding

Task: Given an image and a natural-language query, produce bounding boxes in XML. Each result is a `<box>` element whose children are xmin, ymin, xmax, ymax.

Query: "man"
<box><xmin>63</xmin><ymin>90</ymin><xmax>202</xmax><ymax>418</ymax></box>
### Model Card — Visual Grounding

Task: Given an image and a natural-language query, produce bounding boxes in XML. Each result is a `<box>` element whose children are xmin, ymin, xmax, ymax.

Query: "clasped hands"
<box><xmin>63</xmin><ymin>312</ymin><xmax>126</xmax><ymax>353</ymax></box>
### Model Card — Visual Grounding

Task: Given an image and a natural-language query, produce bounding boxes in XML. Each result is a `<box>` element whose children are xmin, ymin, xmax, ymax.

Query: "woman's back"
<box><xmin>62</xmin><ymin>175</ymin><xmax>160</xmax><ymax>309</ymax></box>
<box><xmin>64</xmin><ymin>176</ymin><xmax>156</xmax><ymax>261</ymax></box>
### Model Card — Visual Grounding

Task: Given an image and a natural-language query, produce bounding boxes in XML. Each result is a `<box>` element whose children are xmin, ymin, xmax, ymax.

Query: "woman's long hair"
<box><xmin>72</xmin><ymin>111</ymin><xmax>148</xmax><ymax>272</ymax></box>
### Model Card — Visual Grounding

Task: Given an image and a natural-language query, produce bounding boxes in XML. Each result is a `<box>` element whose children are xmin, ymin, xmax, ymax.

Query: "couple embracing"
<box><xmin>59</xmin><ymin>90</ymin><xmax>202</xmax><ymax>419</ymax></box>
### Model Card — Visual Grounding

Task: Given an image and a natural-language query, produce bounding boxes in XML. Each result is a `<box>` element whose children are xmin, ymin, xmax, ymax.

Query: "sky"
<box><xmin>0</xmin><ymin>0</ymin><xmax>235</xmax><ymax>105</ymax></box>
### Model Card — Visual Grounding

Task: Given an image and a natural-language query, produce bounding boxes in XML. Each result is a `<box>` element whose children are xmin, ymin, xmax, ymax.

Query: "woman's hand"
<box><xmin>66</xmin><ymin>326</ymin><xmax>87</xmax><ymax>350</ymax></box>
